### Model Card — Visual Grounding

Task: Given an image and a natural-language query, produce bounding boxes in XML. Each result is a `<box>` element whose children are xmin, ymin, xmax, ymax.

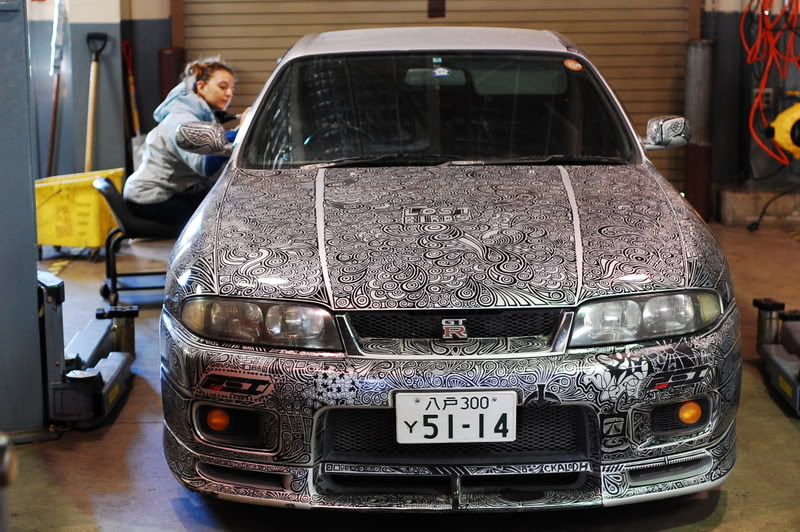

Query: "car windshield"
<box><xmin>241</xmin><ymin>52</ymin><xmax>635</xmax><ymax>169</ymax></box>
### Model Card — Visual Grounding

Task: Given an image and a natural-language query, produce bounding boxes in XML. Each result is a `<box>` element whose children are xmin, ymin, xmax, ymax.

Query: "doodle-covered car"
<box><xmin>161</xmin><ymin>27</ymin><xmax>741</xmax><ymax>510</ymax></box>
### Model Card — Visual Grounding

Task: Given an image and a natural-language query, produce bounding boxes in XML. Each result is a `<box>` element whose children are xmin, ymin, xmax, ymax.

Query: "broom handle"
<box><xmin>46</xmin><ymin>73</ymin><xmax>60</xmax><ymax>177</ymax></box>
<box><xmin>128</xmin><ymin>72</ymin><xmax>141</xmax><ymax>136</ymax></box>
<box><xmin>84</xmin><ymin>59</ymin><xmax>98</xmax><ymax>172</ymax></box>
<box><xmin>121</xmin><ymin>41</ymin><xmax>141</xmax><ymax>136</ymax></box>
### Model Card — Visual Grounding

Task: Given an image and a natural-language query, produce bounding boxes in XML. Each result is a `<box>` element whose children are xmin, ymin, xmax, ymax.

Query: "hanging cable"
<box><xmin>739</xmin><ymin>0</ymin><xmax>800</xmax><ymax>165</ymax></box>
<box><xmin>739</xmin><ymin>2</ymin><xmax>800</xmax><ymax>231</ymax></box>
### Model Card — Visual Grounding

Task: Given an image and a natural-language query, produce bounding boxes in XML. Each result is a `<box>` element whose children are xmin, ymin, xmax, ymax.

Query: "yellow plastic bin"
<box><xmin>35</xmin><ymin>168</ymin><xmax>125</xmax><ymax>249</ymax></box>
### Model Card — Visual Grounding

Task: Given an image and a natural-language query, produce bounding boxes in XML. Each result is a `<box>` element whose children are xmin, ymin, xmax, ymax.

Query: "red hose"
<box><xmin>740</xmin><ymin>0</ymin><xmax>800</xmax><ymax>165</ymax></box>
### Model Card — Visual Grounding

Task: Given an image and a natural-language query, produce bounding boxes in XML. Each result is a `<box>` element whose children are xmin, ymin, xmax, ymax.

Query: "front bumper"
<box><xmin>160</xmin><ymin>306</ymin><xmax>741</xmax><ymax>511</ymax></box>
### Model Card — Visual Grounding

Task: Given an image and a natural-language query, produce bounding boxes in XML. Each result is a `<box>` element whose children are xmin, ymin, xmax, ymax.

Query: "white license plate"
<box><xmin>395</xmin><ymin>390</ymin><xmax>517</xmax><ymax>444</ymax></box>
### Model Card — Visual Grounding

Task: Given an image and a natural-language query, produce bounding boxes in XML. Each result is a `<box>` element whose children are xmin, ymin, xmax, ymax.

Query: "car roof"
<box><xmin>282</xmin><ymin>27</ymin><xmax>577</xmax><ymax>62</ymax></box>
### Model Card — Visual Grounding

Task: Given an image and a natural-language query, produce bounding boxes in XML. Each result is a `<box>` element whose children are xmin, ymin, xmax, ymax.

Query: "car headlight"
<box><xmin>180</xmin><ymin>297</ymin><xmax>343</xmax><ymax>351</ymax></box>
<box><xmin>569</xmin><ymin>290</ymin><xmax>722</xmax><ymax>347</ymax></box>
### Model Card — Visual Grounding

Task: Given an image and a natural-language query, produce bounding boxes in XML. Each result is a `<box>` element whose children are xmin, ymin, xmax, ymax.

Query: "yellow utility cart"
<box><xmin>35</xmin><ymin>168</ymin><xmax>124</xmax><ymax>259</ymax></box>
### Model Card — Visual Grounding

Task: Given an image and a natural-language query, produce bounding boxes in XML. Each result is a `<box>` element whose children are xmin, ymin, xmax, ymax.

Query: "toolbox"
<box><xmin>35</xmin><ymin>168</ymin><xmax>124</xmax><ymax>249</ymax></box>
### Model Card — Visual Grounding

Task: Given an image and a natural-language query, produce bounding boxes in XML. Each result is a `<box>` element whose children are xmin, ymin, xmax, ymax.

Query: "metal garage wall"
<box><xmin>183</xmin><ymin>0</ymin><xmax>689</xmax><ymax>187</ymax></box>
<box><xmin>122</xmin><ymin>0</ymin><xmax>173</xmax><ymax>135</ymax></box>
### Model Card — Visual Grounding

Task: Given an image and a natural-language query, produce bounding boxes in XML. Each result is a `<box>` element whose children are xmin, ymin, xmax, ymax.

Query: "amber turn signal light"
<box><xmin>206</xmin><ymin>408</ymin><xmax>231</xmax><ymax>431</ymax></box>
<box><xmin>677</xmin><ymin>400</ymin><xmax>703</xmax><ymax>425</ymax></box>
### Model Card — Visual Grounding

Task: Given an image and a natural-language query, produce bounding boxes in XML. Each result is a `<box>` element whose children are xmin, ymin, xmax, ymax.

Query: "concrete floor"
<box><xmin>6</xmin><ymin>224</ymin><xmax>800</xmax><ymax>531</ymax></box>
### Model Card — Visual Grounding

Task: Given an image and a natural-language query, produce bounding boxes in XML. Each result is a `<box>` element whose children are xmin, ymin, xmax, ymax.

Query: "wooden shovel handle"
<box><xmin>84</xmin><ymin>60</ymin><xmax>99</xmax><ymax>172</ymax></box>
<box><xmin>127</xmin><ymin>74</ymin><xmax>141</xmax><ymax>135</ymax></box>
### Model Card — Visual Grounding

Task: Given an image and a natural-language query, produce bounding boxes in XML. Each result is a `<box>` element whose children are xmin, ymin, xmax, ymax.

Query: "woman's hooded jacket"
<box><xmin>123</xmin><ymin>76</ymin><xmax>220</xmax><ymax>204</ymax></box>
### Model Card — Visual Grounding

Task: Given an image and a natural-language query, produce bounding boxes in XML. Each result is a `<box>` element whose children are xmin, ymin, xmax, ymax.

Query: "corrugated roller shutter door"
<box><xmin>184</xmin><ymin>0</ymin><xmax>688</xmax><ymax>187</ymax></box>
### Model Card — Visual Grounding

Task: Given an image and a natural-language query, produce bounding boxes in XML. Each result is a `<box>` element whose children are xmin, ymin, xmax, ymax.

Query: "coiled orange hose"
<box><xmin>739</xmin><ymin>0</ymin><xmax>800</xmax><ymax>165</ymax></box>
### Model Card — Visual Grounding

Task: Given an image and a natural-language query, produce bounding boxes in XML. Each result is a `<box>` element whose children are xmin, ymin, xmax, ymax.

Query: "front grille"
<box><xmin>346</xmin><ymin>308</ymin><xmax>562</xmax><ymax>339</ymax></box>
<box><xmin>318</xmin><ymin>474</ymin><xmax>451</xmax><ymax>496</ymax></box>
<box><xmin>317</xmin><ymin>472</ymin><xmax>583</xmax><ymax>497</ymax></box>
<box><xmin>461</xmin><ymin>472</ymin><xmax>583</xmax><ymax>494</ymax></box>
<box><xmin>316</xmin><ymin>405</ymin><xmax>590</xmax><ymax>465</ymax></box>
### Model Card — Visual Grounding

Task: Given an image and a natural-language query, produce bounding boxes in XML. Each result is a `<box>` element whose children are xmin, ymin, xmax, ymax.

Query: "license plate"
<box><xmin>395</xmin><ymin>390</ymin><xmax>517</xmax><ymax>444</ymax></box>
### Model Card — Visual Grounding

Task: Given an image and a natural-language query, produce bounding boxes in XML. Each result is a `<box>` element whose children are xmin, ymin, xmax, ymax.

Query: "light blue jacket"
<box><xmin>123</xmin><ymin>77</ymin><xmax>219</xmax><ymax>204</ymax></box>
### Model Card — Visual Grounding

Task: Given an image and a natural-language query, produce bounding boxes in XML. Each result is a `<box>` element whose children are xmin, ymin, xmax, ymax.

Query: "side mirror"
<box><xmin>642</xmin><ymin>116</ymin><xmax>692</xmax><ymax>151</ymax></box>
<box><xmin>176</xmin><ymin>121</ymin><xmax>232</xmax><ymax>156</ymax></box>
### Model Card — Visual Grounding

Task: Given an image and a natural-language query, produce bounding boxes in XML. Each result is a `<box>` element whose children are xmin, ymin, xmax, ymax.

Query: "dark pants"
<box><xmin>127</xmin><ymin>192</ymin><xmax>207</xmax><ymax>230</ymax></box>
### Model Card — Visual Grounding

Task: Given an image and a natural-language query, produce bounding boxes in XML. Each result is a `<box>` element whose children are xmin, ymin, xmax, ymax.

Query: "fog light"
<box><xmin>195</xmin><ymin>404</ymin><xmax>279</xmax><ymax>449</ymax></box>
<box><xmin>206</xmin><ymin>408</ymin><xmax>231</xmax><ymax>431</ymax></box>
<box><xmin>678</xmin><ymin>401</ymin><xmax>703</xmax><ymax>425</ymax></box>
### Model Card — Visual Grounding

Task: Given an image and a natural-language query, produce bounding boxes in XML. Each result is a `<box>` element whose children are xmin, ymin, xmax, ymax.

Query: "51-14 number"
<box><xmin>421</xmin><ymin>412</ymin><xmax>510</xmax><ymax>439</ymax></box>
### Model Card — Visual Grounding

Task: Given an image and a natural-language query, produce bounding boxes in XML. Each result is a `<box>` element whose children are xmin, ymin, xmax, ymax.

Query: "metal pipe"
<box><xmin>112</xmin><ymin>315</ymin><xmax>136</xmax><ymax>355</ymax></box>
<box><xmin>757</xmin><ymin>308</ymin><xmax>783</xmax><ymax>346</ymax></box>
<box><xmin>754</xmin><ymin>298</ymin><xmax>785</xmax><ymax>353</ymax></box>
<box><xmin>96</xmin><ymin>306</ymin><xmax>139</xmax><ymax>357</ymax></box>
<box><xmin>46</xmin><ymin>73</ymin><xmax>60</xmax><ymax>177</ymax></box>
<box><xmin>685</xmin><ymin>40</ymin><xmax>714</xmax><ymax>220</ymax></box>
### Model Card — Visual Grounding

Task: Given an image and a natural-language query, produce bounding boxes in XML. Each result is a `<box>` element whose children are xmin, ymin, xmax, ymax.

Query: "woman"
<box><xmin>123</xmin><ymin>57</ymin><xmax>238</xmax><ymax>229</ymax></box>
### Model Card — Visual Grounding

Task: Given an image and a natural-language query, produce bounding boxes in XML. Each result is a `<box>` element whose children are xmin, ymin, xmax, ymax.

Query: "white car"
<box><xmin>161</xmin><ymin>27</ymin><xmax>740</xmax><ymax>510</ymax></box>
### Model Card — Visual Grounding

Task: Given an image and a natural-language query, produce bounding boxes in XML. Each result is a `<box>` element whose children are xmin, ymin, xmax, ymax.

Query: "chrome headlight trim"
<box><xmin>179</xmin><ymin>296</ymin><xmax>343</xmax><ymax>351</ymax></box>
<box><xmin>568</xmin><ymin>290</ymin><xmax>723</xmax><ymax>348</ymax></box>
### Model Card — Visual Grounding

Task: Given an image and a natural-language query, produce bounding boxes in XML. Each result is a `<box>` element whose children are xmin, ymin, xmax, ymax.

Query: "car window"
<box><xmin>240</xmin><ymin>52</ymin><xmax>635</xmax><ymax>169</ymax></box>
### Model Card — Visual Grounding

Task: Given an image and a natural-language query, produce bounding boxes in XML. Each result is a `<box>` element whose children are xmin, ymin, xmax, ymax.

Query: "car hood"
<box><xmin>165</xmin><ymin>164</ymin><xmax>732</xmax><ymax>312</ymax></box>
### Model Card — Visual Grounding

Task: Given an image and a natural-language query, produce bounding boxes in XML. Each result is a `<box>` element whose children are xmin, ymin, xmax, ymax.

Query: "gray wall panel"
<box><xmin>122</xmin><ymin>18</ymin><xmax>172</xmax><ymax>135</ymax></box>
<box><xmin>68</xmin><ymin>23</ymin><xmax>126</xmax><ymax>173</ymax></box>
<box><xmin>30</xmin><ymin>19</ymin><xmax>75</xmax><ymax>177</ymax></box>
<box><xmin>29</xmin><ymin>20</ymin><xmax>126</xmax><ymax>176</ymax></box>
<box><xmin>0</xmin><ymin>2</ymin><xmax>44</xmax><ymax>433</ymax></box>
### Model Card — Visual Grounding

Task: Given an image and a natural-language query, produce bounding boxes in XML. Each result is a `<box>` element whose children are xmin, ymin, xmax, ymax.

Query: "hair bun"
<box><xmin>183</xmin><ymin>56</ymin><xmax>234</xmax><ymax>92</ymax></box>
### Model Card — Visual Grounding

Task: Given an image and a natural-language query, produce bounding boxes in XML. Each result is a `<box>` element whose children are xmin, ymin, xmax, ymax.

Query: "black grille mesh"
<box><xmin>318</xmin><ymin>405</ymin><xmax>589</xmax><ymax>464</ymax></box>
<box><xmin>346</xmin><ymin>309</ymin><xmax>562</xmax><ymax>339</ymax></box>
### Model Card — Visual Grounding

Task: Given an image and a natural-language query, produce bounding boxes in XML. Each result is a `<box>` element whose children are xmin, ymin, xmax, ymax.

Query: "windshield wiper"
<box><xmin>300</xmin><ymin>153</ymin><xmax>628</xmax><ymax>169</ymax></box>
<box><xmin>299</xmin><ymin>153</ymin><xmax>468</xmax><ymax>169</ymax></box>
<box><xmin>455</xmin><ymin>155</ymin><xmax>628</xmax><ymax>166</ymax></box>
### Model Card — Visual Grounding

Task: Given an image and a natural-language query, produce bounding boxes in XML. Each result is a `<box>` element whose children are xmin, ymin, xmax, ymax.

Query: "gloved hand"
<box><xmin>213</xmin><ymin>110</ymin><xmax>238</xmax><ymax>124</ymax></box>
<box><xmin>213</xmin><ymin>107</ymin><xmax>251</xmax><ymax>126</ymax></box>
<box><xmin>203</xmin><ymin>129</ymin><xmax>238</xmax><ymax>176</ymax></box>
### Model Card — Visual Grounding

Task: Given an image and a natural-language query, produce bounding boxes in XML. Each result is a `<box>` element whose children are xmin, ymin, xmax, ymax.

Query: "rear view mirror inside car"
<box><xmin>405</xmin><ymin>67</ymin><xmax>467</xmax><ymax>86</ymax></box>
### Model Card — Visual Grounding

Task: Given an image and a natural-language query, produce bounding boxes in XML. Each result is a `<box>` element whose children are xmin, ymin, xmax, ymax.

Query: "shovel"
<box><xmin>84</xmin><ymin>32</ymin><xmax>108</xmax><ymax>172</ymax></box>
<box><xmin>122</xmin><ymin>41</ymin><xmax>145</xmax><ymax>171</ymax></box>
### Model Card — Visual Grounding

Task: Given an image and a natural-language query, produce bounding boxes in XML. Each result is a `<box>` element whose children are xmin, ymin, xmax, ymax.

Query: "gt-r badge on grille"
<box><xmin>442</xmin><ymin>318</ymin><xmax>468</xmax><ymax>339</ymax></box>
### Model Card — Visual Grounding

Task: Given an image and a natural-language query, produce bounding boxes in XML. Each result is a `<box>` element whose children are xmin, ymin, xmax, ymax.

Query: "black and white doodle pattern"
<box><xmin>175</xmin><ymin>121</ymin><xmax>232</xmax><ymax>156</ymax></box>
<box><xmin>215</xmin><ymin>169</ymin><xmax>330</xmax><ymax>304</ymax></box>
<box><xmin>567</xmin><ymin>165</ymin><xmax>686</xmax><ymax>300</ymax></box>
<box><xmin>160</xmin><ymin>160</ymin><xmax>741</xmax><ymax>509</ymax></box>
<box><xmin>324</xmin><ymin>166</ymin><xmax>577</xmax><ymax>309</ymax></box>
<box><xmin>164</xmin><ymin>163</ymin><xmax>732</xmax><ymax>314</ymax></box>
<box><xmin>652</xmin><ymin>172</ymin><xmax>734</xmax><ymax>306</ymax></box>
<box><xmin>354</xmin><ymin>336</ymin><xmax>553</xmax><ymax>357</ymax></box>
<box><xmin>163</xmin><ymin>421</ymin><xmax>735</xmax><ymax>510</ymax></box>
<box><xmin>161</xmin><ymin>302</ymin><xmax>740</xmax><ymax>508</ymax></box>
<box><xmin>645</xmin><ymin>116</ymin><xmax>692</xmax><ymax>150</ymax></box>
